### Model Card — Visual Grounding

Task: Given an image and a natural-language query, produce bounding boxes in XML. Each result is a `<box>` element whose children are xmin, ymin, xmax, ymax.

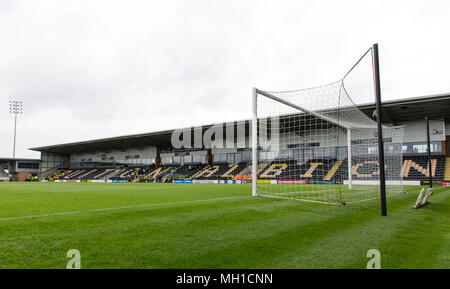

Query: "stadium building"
<box><xmin>3</xmin><ymin>93</ymin><xmax>449</xmax><ymax>185</ymax></box>
<box><xmin>0</xmin><ymin>157</ymin><xmax>41</xmax><ymax>182</ymax></box>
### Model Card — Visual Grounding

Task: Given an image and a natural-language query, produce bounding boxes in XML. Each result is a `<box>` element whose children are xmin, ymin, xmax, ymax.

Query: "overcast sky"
<box><xmin>1</xmin><ymin>0</ymin><xmax>449</xmax><ymax>159</ymax></box>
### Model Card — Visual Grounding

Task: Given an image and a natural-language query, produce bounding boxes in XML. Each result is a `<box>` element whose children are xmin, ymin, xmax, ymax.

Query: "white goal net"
<box><xmin>252</xmin><ymin>80</ymin><xmax>404</xmax><ymax>204</ymax></box>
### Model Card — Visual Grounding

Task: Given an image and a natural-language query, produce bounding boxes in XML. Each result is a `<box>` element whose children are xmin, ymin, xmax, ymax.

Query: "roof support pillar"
<box><xmin>207</xmin><ymin>149</ymin><xmax>213</xmax><ymax>165</ymax></box>
<box><xmin>155</xmin><ymin>147</ymin><xmax>161</xmax><ymax>168</ymax></box>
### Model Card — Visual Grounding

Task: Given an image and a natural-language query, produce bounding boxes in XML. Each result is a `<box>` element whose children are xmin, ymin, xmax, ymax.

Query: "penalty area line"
<box><xmin>0</xmin><ymin>195</ymin><xmax>248</xmax><ymax>222</ymax></box>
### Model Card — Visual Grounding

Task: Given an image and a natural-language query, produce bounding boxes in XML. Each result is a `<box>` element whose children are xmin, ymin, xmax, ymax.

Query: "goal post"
<box><xmin>347</xmin><ymin>128</ymin><xmax>352</xmax><ymax>190</ymax></box>
<box><xmin>372</xmin><ymin>43</ymin><xmax>387</xmax><ymax>215</ymax></box>
<box><xmin>252</xmin><ymin>87</ymin><xmax>258</xmax><ymax>197</ymax></box>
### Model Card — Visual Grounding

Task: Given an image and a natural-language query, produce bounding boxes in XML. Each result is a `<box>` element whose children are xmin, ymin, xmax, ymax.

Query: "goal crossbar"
<box><xmin>255</xmin><ymin>88</ymin><xmax>351</xmax><ymax>130</ymax></box>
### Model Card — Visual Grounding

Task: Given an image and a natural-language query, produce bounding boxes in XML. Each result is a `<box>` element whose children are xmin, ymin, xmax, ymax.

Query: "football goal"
<box><xmin>251</xmin><ymin>45</ymin><xmax>404</xmax><ymax>206</ymax></box>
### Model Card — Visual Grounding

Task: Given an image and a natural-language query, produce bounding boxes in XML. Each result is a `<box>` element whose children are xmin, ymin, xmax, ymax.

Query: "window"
<box><xmin>162</xmin><ymin>157</ymin><xmax>173</xmax><ymax>165</ymax></box>
<box><xmin>234</xmin><ymin>153</ymin><xmax>241</xmax><ymax>163</ymax></box>
<box><xmin>303</xmin><ymin>149</ymin><xmax>313</xmax><ymax>161</ymax></box>
<box><xmin>412</xmin><ymin>144</ymin><xmax>439</xmax><ymax>153</ymax></box>
<box><xmin>184</xmin><ymin>155</ymin><xmax>193</xmax><ymax>164</ymax></box>
<box><xmin>287</xmin><ymin>142</ymin><xmax>319</xmax><ymax>149</ymax></box>
<box><xmin>413</xmin><ymin>144</ymin><xmax>427</xmax><ymax>153</ymax></box>
<box><xmin>368</xmin><ymin>147</ymin><xmax>378</xmax><ymax>155</ymax></box>
<box><xmin>294</xmin><ymin>149</ymin><xmax>303</xmax><ymax>161</ymax></box>
<box><xmin>17</xmin><ymin>162</ymin><xmax>39</xmax><ymax>169</ymax></box>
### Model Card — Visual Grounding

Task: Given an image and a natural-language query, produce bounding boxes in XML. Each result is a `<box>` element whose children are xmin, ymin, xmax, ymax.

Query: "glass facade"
<box><xmin>161</xmin><ymin>155</ymin><xmax>206</xmax><ymax>165</ymax></box>
<box><xmin>403</xmin><ymin>141</ymin><xmax>442</xmax><ymax>154</ymax></box>
<box><xmin>68</xmin><ymin>140</ymin><xmax>442</xmax><ymax>169</ymax></box>
<box><xmin>72</xmin><ymin>157</ymin><xmax>155</xmax><ymax>168</ymax></box>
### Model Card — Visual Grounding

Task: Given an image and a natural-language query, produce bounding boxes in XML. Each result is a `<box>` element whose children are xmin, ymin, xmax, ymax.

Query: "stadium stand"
<box><xmin>0</xmin><ymin>168</ymin><xmax>8</xmax><ymax>178</ymax></box>
<box><xmin>25</xmin><ymin>93</ymin><xmax>449</xmax><ymax>187</ymax></box>
<box><xmin>46</xmin><ymin>155</ymin><xmax>448</xmax><ymax>183</ymax></box>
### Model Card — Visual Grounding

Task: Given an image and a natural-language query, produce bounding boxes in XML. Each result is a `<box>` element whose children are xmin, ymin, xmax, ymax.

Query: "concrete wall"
<box><xmin>401</xmin><ymin>120</ymin><xmax>445</xmax><ymax>142</ymax></box>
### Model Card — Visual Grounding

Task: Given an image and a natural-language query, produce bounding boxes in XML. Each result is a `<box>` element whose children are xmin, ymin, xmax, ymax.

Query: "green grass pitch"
<box><xmin>0</xmin><ymin>182</ymin><xmax>448</xmax><ymax>269</ymax></box>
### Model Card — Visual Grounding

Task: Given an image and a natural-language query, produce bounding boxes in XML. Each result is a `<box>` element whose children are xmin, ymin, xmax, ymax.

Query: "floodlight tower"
<box><xmin>9</xmin><ymin>100</ymin><xmax>23</xmax><ymax>159</ymax></box>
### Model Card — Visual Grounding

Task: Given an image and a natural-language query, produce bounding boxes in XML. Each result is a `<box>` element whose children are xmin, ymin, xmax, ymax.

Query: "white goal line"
<box><xmin>0</xmin><ymin>195</ymin><xmax>248</xmax><ymax>222</ymax></box>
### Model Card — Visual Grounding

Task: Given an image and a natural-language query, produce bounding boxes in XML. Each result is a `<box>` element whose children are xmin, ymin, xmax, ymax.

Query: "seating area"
<box><xmin>188</xmin><ymin>163</ymin><xmax>246</xmax><ymax>180</ymax></box>
<box><xmin>53</xmin><ymin>169</ymin><xmax>87</xmax><ymax>180</ymax></box>
<box><xmin>334</xmin><ymin>158</ymin><xmax>384</xmax><ymax>182</ymax></box>
<box><xmin>114</xmin><ymin>167</ymin><xmax>144</xmax><ymax>180</ymax></box>
<box><xmin>175</xmin><ymin>164</ymin><xmax>204</xmax><ymax>178</ymax></box>
<box><xmin>93</xmin><ymin>168</ymin><xmax>116</xmax><ymax>180</ymax></box>
<box><xmin>0</xmin><ymin>169</ymin><xmax>8</xmax><ymax>178</ymax></box>
<box><xmin>46</xmin><ymin>155</ymin><xmax>448</xmax><ymax>182</ymax></box>
<box><xmin>445</xmin><ymin>157</ymin><xmax>450</xmax><ymax>181</ymax></box>
<box><xmin>145</xmin><ymin>166</ymin><xmax>178</xmax><ymax>180</ymax></box>
<box><xmin>222</xmin><ymin>163</ymin><xmax>249</xmax><ymax>179</ymax></box>
<box><xmin>401</xmin><ymin>155</ymin><xmax>446</xmax><ymax>181</ymax></box>
<box><xmin>79</xmin><ymin>169</ymin><xmax>108</xmax><ymax>180</ymax></box>
<box><xmin>254</xmin><ymin>155</ymin><xmax>447</xmax><ymax>182</ymax></box>
<box><xmin>258</xmin><ymin>159</ymin><xmax>339</xmax><ymax>181</ymax></box>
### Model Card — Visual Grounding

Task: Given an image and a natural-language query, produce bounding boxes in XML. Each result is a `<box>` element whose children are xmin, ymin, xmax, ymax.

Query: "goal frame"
<box><xmin>251</xmin><ymin>87</ymin><xmax>353</xmax><ymax>197</ymax></box>
<box><xmin>251</xmin><ymin>43</ymin><xmax>388</xmax><ymax>216</ymax></box>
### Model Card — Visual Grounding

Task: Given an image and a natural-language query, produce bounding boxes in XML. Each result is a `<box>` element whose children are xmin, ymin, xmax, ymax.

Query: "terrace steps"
<box><xmin>323</xmin><ymin>160</ymin><xmax>343</xmax><ymax>181</ymax></box>
<box><xmin>445</xmin><ymin>157</ymin><xmax>450</xmax><ymax>181</ymax></box>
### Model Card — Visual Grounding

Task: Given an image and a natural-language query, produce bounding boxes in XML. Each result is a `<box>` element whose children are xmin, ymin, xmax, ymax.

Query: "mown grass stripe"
<box><xmin>373</xmin><ymin>191</ymin><xmax>450</xmax><ymax>268</ymax></box>
<box><xmin>0</xmin><ymin>195</ymin><xmax>247</xmax><ymax>222</ymax></box>
<box><xmin>156</xmin><ymin>200</ymin><xmax>384</xmax><ymax>268</ymax></box>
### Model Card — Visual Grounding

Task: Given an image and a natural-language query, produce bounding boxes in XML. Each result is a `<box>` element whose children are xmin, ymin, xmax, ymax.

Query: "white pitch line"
<box><xmin>0</xmin><ymin>195</ymin><xmax>248</xmax><ymax>222</ymax></box>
